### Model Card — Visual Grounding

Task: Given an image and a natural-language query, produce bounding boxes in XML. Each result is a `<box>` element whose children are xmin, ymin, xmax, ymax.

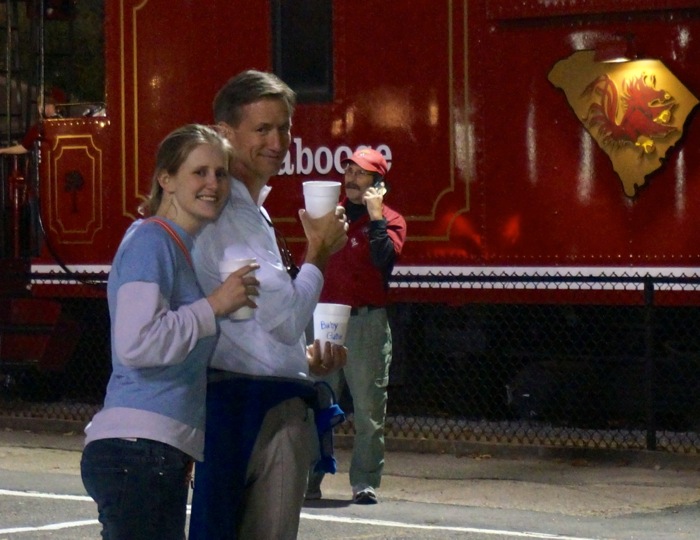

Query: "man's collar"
<box><xmin>231</xmin><ymin>177</ymin><xmax>272</xmax><ymax>207</ymax></box>
<box><xmin>346</xmin><ymin>199</ymin><xmax>368</xmax><ymax>221</ymax></box>
<box><xmin>258</xmin><ymin>184</ymin><xmax>272</xmax><ymax>207</ymax></box>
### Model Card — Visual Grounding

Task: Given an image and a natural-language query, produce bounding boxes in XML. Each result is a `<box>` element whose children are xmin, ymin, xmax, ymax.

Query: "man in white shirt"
<box><xmin>189</xmin><ymin>70</ymin><xmax>348</xmax><ymax>540</ymax></box>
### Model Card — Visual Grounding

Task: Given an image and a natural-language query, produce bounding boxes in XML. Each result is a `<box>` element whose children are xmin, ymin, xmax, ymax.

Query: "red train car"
<box><xmin>2</xmin><ymin>1</ymin><xmax>700</xmax><ymax>378</ymax></box>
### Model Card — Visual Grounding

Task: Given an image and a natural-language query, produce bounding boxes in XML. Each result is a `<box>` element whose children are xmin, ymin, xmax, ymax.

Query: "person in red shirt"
<box><xmin>0</xmin><ymin>96</ymin><xmax>62</xmax><ymax>156</ymax></box>
<box><xmin>307</xmin><ymin>147</ymin><xmax>406</xmax><ymax>504</ymax></box>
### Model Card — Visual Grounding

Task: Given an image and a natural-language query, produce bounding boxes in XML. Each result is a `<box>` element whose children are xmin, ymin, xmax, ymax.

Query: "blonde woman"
<box><xmin>81</xmin><ymin>124</ymin><xmax>259</xmax><ymax>540</ymax></box>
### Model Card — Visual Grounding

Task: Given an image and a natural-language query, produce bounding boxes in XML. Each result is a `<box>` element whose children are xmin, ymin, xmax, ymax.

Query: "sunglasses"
<box><xmin>274</xmin><ymin>227</ymin><xmax>300</xmax><ymax>279</ymax></box>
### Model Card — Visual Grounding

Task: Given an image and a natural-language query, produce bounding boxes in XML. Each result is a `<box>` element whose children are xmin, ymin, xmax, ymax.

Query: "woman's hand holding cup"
<box><xmin>207</xmin><ymin>262</ymin><xmax>259</xmax><ymax>318</ymax></box>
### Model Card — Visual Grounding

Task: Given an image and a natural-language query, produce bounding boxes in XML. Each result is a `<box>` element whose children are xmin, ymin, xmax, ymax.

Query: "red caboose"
<box><xmin>1</xmin><ymin>0</ymin><xmax>700</xmax><ymax>405</ymax></box>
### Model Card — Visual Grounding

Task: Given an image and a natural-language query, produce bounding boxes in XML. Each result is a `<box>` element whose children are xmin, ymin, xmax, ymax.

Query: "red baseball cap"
<box><xmin>342</xmin><ymin>148</ymin><xmax>388</xmax><ymax>176</ymax></box>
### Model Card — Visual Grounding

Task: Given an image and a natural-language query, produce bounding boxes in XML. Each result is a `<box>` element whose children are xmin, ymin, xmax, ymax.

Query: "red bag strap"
<box><xmin>147</xmin><ymin>217</ymin><xmax>193</xmax><ymax>268</ymax></box>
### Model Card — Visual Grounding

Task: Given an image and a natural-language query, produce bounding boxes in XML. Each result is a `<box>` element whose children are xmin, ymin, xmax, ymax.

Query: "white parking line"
<box><xmin>0</xmin><ymin>489</ymin><xmax>98</xmax><ymax>534</ymax></box>
<box><xmin>302</xmin><ymin>513</ymin><xmax>601</xmax><ymax>539</ymax></box>
<box><xmin>0</xmin><ymin>520</ymin><xmax>98</xmax><ymax>534</ymax></box>
<box><xmin>0</xmin><ymin>489</ymin><xmax>602</xmax><ymax>540</ymax></box>
<box><xmin>0</xmin><ymin>489</ymin><xmax>92</xmax><ymax>502</ymax></box>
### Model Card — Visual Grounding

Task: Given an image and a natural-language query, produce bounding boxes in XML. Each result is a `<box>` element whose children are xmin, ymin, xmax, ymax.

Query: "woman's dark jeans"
<box><xmin>81</xmin><ymin>438</ymin><xmax>192</xmax><ymax>540</ymax></box>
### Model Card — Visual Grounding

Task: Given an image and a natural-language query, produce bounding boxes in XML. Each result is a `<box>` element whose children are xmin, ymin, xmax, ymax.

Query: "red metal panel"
<box><xmin>0</xmin><ymin>299</ymin><xmax>78</xmax><ymax>372</ymax></box>
<box><xmin>486</xmin><ymin>0</ymin><xmax>700</xmax><ymax>20</ymax></box>
<box><xmin>25</xmin><ymin>1</ymin><xmax>700</xmax><ymax>298</ymax></box>
<box><xmin>107</xmin><ymin>0</ymin><xmax>273</xmax><ymax>222</ymax></box>
<box><xmin>37</xmin><ymin>117</ymin><xmax>117</xmax><ymax>264</ymax></box>
<box><xmin>272</xmin><ymin>0</ymin><xmax>468</xmax><ymax>267</ymax></box>
<box><xmin>471</xmin><ymin>3</ymin><xmax>700</xmax><ymax>266</ymax></box>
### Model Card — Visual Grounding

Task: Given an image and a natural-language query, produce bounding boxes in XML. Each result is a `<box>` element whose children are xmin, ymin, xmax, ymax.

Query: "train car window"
<box><xmin>271</xmin><ymin>0</ymin><xmax>333</xmax><ymax>103</ymax></box>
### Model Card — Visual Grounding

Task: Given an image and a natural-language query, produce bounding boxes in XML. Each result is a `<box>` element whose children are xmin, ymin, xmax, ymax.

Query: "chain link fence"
<box><xmin>2</xmin><ymin>269</ymin><xmax>700</xmax><ymax>453</ymax></box>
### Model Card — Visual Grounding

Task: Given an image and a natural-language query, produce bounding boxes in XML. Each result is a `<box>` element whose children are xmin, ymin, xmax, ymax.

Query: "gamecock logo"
<box><xmin>549</xmin><ymin>50</ymin><xmax>698</xmax><ymax>197</ymax></box>
<box><xmin>583</xmin><ymin>73</ymin><xmax>676</xmax><ymax>155</ymax></box>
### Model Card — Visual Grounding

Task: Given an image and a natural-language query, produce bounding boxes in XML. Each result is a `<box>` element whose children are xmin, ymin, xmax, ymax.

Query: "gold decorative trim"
<box><xmin>47</xmin><ymin>135</ymin><xmax>104</xmax><ymax>243</ymax></box>
<box><xmin>403</xmin><ymin>0</ymin><xmax>470</xmax><ymax>242</ymax></box>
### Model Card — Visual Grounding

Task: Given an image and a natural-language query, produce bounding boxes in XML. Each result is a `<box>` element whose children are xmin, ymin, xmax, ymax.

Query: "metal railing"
<box><xmin>3</xmin><ymin>269</ymin><xmax>700</xmax><ymax>453</ymax></box>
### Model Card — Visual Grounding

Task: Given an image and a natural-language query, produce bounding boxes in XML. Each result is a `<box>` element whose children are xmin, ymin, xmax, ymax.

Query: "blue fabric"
<box><xmin>80</xmin><ymin>438</ymin><xmax>192</xmax><ymax>540</ymax></box>
<box><xmin>311</xmin><ymin>381</ymin><xmax>345</xmax><ymax>474</ymax></box>
<box><xmin>314</xmin><ymin>403</ymin><xmax>345</xmax><ymax>473</ymax></box>
<box><xmin>189</xmin><ymin>374</ymin><xmax>315</xmax><ymax>540</ymax></box>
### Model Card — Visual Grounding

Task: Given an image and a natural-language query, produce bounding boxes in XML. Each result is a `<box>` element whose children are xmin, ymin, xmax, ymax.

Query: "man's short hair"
<box><xmin>213</xmin><ymin>70</ymin><xmax>296</xmax><ymax>127</ymax></box>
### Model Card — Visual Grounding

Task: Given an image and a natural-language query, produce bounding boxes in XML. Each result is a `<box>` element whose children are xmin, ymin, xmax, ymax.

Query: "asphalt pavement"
<box><xmin>2</xmin><ymin>417</ymin><xmax>700</xmax><ymax>520</ymax></box>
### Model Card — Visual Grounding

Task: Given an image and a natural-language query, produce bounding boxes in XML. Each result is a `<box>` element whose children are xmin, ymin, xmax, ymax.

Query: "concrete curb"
<box><xmin>4</xmin><ymin>416</ymin><xmax>700</xmax><ymax>472</ymax></box>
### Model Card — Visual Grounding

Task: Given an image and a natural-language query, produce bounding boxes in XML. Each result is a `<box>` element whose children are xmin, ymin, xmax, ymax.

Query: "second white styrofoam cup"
<box><xmin>218</xmin><ymin>258</ymin><xmax>257</xmax><ymax>320</ymax></box>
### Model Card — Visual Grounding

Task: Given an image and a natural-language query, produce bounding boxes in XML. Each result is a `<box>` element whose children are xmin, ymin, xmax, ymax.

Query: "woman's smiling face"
<box><xmin>159</xmin><ymin>143</ymin><xmax>231</xmax><ymax>234</ymax></box>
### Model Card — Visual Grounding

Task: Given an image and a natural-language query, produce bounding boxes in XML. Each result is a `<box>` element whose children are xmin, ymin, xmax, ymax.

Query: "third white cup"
<box><xmin>218</xmin><ymin>258</ymin><xmax>257</xmax><ymax>320</ymax></box>
<box><xmin>313</xmin><ymin>302</ymin><xmax>352</xmax><ymax>348</ymax></box>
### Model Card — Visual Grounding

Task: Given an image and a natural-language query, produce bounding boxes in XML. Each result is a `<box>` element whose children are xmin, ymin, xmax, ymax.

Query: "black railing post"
<box><xmin>644</xmin><ymin>278</ymin><xmax>656</xmax><ymax>450</ymax></box>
